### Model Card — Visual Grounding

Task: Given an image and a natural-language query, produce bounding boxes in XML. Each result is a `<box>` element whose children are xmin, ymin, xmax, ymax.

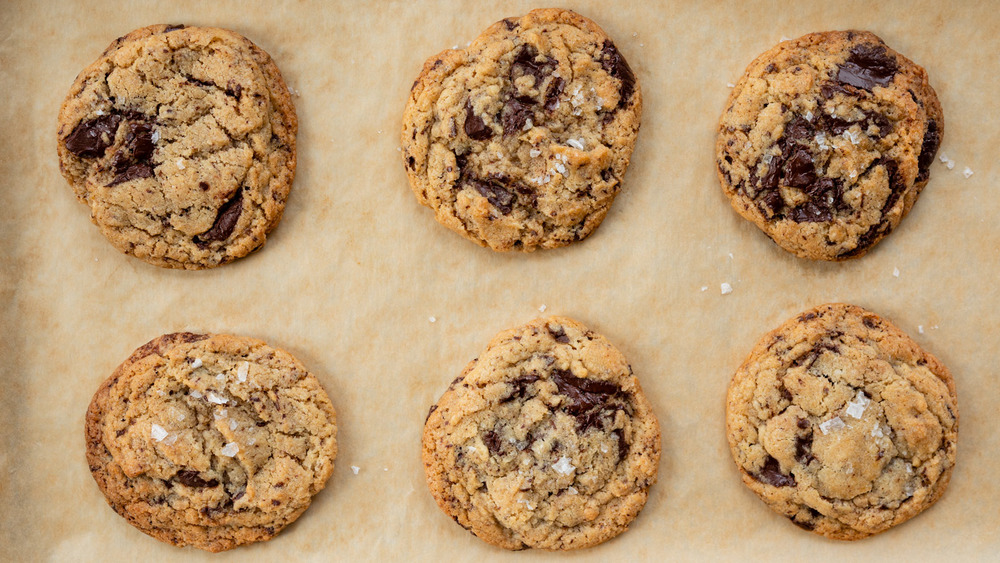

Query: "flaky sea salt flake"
<box><xmin>176</xmin><ymin>158</ymin><xmax>186</xmax><ymax>170</ymax></box>
<box><xmin>189</xmin><ymin>389</ymin><xmax>203</xmax><ymax>399</ymax></box>
<box><xmin>918</xmin><ymin>325</ymin><xmax>924</xmax><ymax>334</ymax></box>
<box><xmin>429</xmin><ymin>316</ymin><xmax>437</xmax><ymax>323</ymax></box>
<box><xmin>871</xmin><ymin>424</ymin><xmax>884</xmax><ymax>438</ymax></box>
<box><xmin>567</xmin><ymin>138</ymin><xmax>585</xmax><ymax>150</ymax></box>
<box><xmin>351</xmin><ymin>466</ymin><xmax>360</xmax><ymax>475</ymax></box>
<box><xmin>845</xmin><ymin>391</ymin><xmax>870</xmax><ymax>419</ymax></box>
<box><xmin>190</xmin><ymin>357</ymin><xmax>202</xmax><ymax>369</ymax></box>
<box><xmin>230</xmin><ymin>420</ymin><xmax>238</xmax><ymax>431</ymax></box>
<box><xmin>151</xmin><ymin>129</ymin><xmax>160</xmax><ymax>143</ymax></box>
<box><xmin>553</xmin><ymin>457</ymin><xmax>575</xmax><ymax>475</ymax></box>
<box><xmin>721</xmin><ymin>282</ymin><xmax>733</xmax><ymax>295</ymax></box>
<box><xmin>893</xmin><ymin>267</ymin><xmax>900</xmax><ymax>277</ymax></box>
<box><xmin>538</xmin><ymin>304</ymin><xmax>547</xmax><ymax>312</ymax></box>
<box><xmin>819</xmin><ymin>416</ymin><xmax>845</xmax><ymax>435</ymax></box>
<box><xmin>150</xmin><ymin>424</ymin><xmax>168</xmax><ymax>442</ymax></box>
<box><xmin>220</xmin><ymin>442</ymin><xmax>239</xmax><ymax>457</ymax></box>
<box><xmin>963</xmin><ymin>167</ymin><xmax>974</xmax><ymax>178</ymax></box>
<box><xmin>237</xmin><ymin>362</ymin><xmax>249</xmax><ymax>382</ymax></box>
<box><xmin>206</xmin><ymin>391</ymin><xmax>228</xmax><ymax>405</ymax></box>
<box><xmin>529</xmin><ymin>148</ymin><xmax>541</xmax><ymax>158</ymax></box>
<box><xmin>213</xmin><ymin>408</ymin><xmax>228</xmax><ymax>420</ymax></box>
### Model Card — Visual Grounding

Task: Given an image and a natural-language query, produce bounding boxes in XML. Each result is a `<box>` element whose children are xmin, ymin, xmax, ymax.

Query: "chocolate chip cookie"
<box><xmin>402</xmin><ymin>9</ymin><xmax>641</xmax><ymax>251</ymax></box>
<box><xmin>57</xmin><ymin>24</ymin><xmax>297</xmax><ymax>269</ymax></box>
<box><xmin>422</xmin><ymin>317</ymin><xmax>660</xmax><ymax>550</ymax></box>
<box><xmin>717</xmin><ymin>31</ymin><xmax>942</xmax><ymax>260</ymax></box>
<box><xmin>726</xmin><ymin>303</ymin><xmax>957</xmax><ymax>539</ymax></box>
<box><xmin>85</xmin><ymin>333</ymin><xmax>337</xmax><ymax>551</ymax></box>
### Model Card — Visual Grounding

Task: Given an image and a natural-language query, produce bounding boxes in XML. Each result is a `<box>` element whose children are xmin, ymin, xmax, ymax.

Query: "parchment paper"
<box><xmin>2</xmin><ymin>1</ymin><xmax>998</xmax><ymax>561</ymax></box>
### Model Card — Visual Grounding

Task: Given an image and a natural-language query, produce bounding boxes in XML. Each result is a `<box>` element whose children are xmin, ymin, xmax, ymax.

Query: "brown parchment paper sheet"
<box><xmin>2</xmin><ymin>0</ymin><xmax>999</xmax><ymax>560</ymax></box>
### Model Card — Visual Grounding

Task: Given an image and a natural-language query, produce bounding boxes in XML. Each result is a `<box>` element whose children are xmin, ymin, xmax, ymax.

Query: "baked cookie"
<box><xmin>716</xmin><ymin>31</ymin><xmax>942</xmax><ymax>260</ymax></box>
<box><xmin>402</xmin><ymin>9</ymin><xmax>641</xmax><ymax>251</ymax></box>
<box><xmin>422</xmin><ymin>317</ymin><xmax>660</xmax><ymax>550</ymax></box>
<box><xmin>57</xmin><ymin>24</ymin><xmax>297</xmax><ymax>269</ymax></box>
<box><xmin>85</xmin><ymin>333</ymin><xmax>337</xmax><ymax>551</ymax></box>
<box><xmin>726</xmin><ymin>303</ymin><xmax>957</xmax><ymax>540</ymax></box>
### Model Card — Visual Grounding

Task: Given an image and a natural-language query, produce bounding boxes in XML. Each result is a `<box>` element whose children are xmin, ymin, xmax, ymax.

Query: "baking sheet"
<box><xmin>2</xmin><ymin>0</ymin><xmax>999</xmax><ymax>560</ymax></box>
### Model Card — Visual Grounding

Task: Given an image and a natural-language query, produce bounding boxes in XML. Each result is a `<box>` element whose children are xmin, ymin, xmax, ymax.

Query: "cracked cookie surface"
<box><xmin>717</xmin><ymin>31</ymin><xmax>942</xmax><ymax>260</ymax></box>
<box><xmin>402</xmin><ymin>9</ymin><xmax>641</xmax><ymax>251</ymax></box>
<box><xmin>85</xmin><ymin>333</ymin><xmax>337</xmax><ymax>551</ymax></box>
<box><xmin>726</xmin><ymin>303</ymin><xmax>957</xmax><ymax>540</ymax></box>
<box><xmin>422</xmin><ymin>317</ymin><xmax>660</xmax><ymax>550</ymax></box>
<box><xmin>57</xmin><ymin>24</ymin><xmax>297</xmax><ymax>269</ymax></box>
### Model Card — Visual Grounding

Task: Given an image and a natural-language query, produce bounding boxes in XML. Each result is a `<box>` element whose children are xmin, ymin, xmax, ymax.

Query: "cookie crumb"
<box><xmin>150</xmin><ymin>423</ymin><xmax>168</xmax><ymax>442</ymax></box>
<box><xmin>893</xmin><ymin>267</ymin><xmax>900</xmax><ymax>277</ymax></box>
<box><xmin>538</xmin><ymin>304</ymin><xmax>547</xmax><ymax>312</ymax></box>
<box><xmin>819</xmin><ymin>416</ymin><xmax>845</xmax><ymax>435</ymax></box>
<box><xmin>189</xmin><ymin>357</ymin><xmax>202</xmax><ymax>369</ymax></box>
<box><xmin>963</xmin><ymin>167</ymin><xmax>973</xmax><ymax>178</ymax></box>
<box><xmin>351</xmin><ymin>466</ymin><xmax>360</xmax><ymax>475</ymax></box>
<box><xmin>721</xmin><ymin>282</ymin><xmax>733</xmax><ymax>295</ymax></box>
<box><xmin>429</xmin><ymin>316</ymin><xmax>437</xmax><ymax>323</ymax></box>
<box><xmin>237</xmin><ymin>361</ymin><xmax>249</xmax><ymax>383</ymax></box>
<box><xmin>220</xmin><ymin>442</ymin><xmax>239</xmax><ymax>457</ymax></box>
<box><xmin>552</xmin><ymin>457</ymin><xmax>575</xmax><ymax>475</ymax></box>
<box><xmin>844</xmin><ymin>391</ymin><xmax>870</xmax><ymax>419</ymax></box>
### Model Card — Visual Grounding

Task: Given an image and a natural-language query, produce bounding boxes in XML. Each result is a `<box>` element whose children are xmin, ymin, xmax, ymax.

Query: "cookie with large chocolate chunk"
<box><xmin>85</xmin><ymin>333</ymin><xmax>337</xmax><ymax>551</ymax></box>
<box><xmin>402</xmin><ymin>9</ymin><xmax>641</xmax><ymax>251</ymax></box>
<box><xmin>57</xmin><ymin>25</ymin><xmax>297</xmax><ymax>269</ymax></box>
<box><xmin>716</xmin><ymin>31</ymin><xmax>942</xmax><ymax>260</ymax></box>
<box><xmin>726</xmin><ymin>303</ymin><xmax>957</xmax><ymax>539</ymax></box>
<box><xmin>422</xmin><ymin>317</ymin><xmax>660</xmax><ymax>550</ymax></box>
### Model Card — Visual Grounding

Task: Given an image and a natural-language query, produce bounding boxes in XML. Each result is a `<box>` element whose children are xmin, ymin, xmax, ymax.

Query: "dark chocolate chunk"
<box><xmin>836</xmin><ymin>158</ymin><xmax>904</xmax><ymax>257</ymax></box>
<box><xmin>783</xmin><ymin>147</ymin><xmax>816</xmax><ymax>188</ymax></box>
<box><xmin>510</xmin><ymin>45</ymin><xmax>555</xmax><ymax>82</ymax></box>
<box><xmin>599</xmin><ymin>40</ymin><xmax>635</xmax><ymax>108</ymax></box>
<box><xmin>225</xmin><ymin>80</ymin><xmax>243</xmax><ymax>99</ymax></box>
<box><xmin>820</xmin><ymin>81</ymin><xmax>857</xmax><ymax>100</ymax></box>
<box><xmin>469</xmin><ymin>177</ymin><xmax>516</xmax><ymax>215</ymax></box>
<box><xmin>502</xmin><ymin>373</ymin><xmax>540</xmax><ymax>403</ymax></box>
<box><xmin>514</xmin><ymin>183</ymin><xmax>537</xmax><ymax>208</ymax></box>
<box><xmin>464</xmin><ymin>100</ymin><xmax>493</xmax><ymax>141</ymax></box>
<box><xmin>550</xmin><ymin>368</ymin><xmax>619</xmax><ymax>417</ymax></box>
<box><xmin>425</xmin><ymin>404</ymin><xmax>438</xmax><ymax>422</ymax></box>
<box><xmin>791</xmin><ymin>518</ymin><xmax>816</xmax><ymax>531</ymax></box>
<box><xmin>755</xmin><ymin>456</ymin><xmax>796</xmax><ymax>487</ymax></box>
<box><xmin>544</xmin><ymin>77</ymin><xmax>565</xmax><ymax>111</ymax></box>
<box><xmin>547</xmin><ymin>325</ymin><xmax>570</xmax><ymax>343</ymax></box>
<box><xmin>64</xmin><ymin>114</ymin><xmax>123</xmax><ymax>158</ymax></box>
<box><xmin>175</xmin><ymin>470</ymin><xmax>220</xmax><ymax>488</ymax></box>
<box><xmin>916</xmin><ymin>119</ymin><xmax>940</xmax><ymax>182</ymax></box>
<box><xmin>784</xmin><ymin>116</ymin><xmax>814</xmax><ymax>140</ymax></box>
<box><xmin>164</xmin><ymin>24</ymin><xmax>186</xmax><ymax>32</ymax></box>
<box><xmin>502</xmin><ymin>96</ymin><xmax>534</xmax><ymax>137</ymax></box>
<box><xmin>794</xmin><ymin>435</ymin><xmax>815</xmax><ymax>464</ymax></box>
<box><xmin>107</xmin><ymin>121</ymin><xmax>157</xmax><ymax>186</ymax></box>
<box><xmin>790</xmin><ymin>178</ymin><xmax>843</xmax><ymax>223</ymax></box>
<box><xmin>796</xmin><ymin>417</ymin><xmax>810</xmax><ymax>429</ymax></box>
<box><xmin>837</xmin><ymin>44</ymin><xmax>898</xmax><ymax>91</ymax></box>
<box><xmin>483</xmin><ymin>431</ymin><xmax>502</xmax><ymax>456</ymax></box>
<box><xmin>503</xmin><ymin>18</ymin><xmax>518</xmax><ymax>31</ymax></box>
<box><xmin>863</xmin><ymin>110</ymin><xmax>893</xmax><ymax>138</ymax></box>
<box><xmin>194</xmin><ymin>190</ymin><xmax>243</xmax><ymax>246</ymax></box>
